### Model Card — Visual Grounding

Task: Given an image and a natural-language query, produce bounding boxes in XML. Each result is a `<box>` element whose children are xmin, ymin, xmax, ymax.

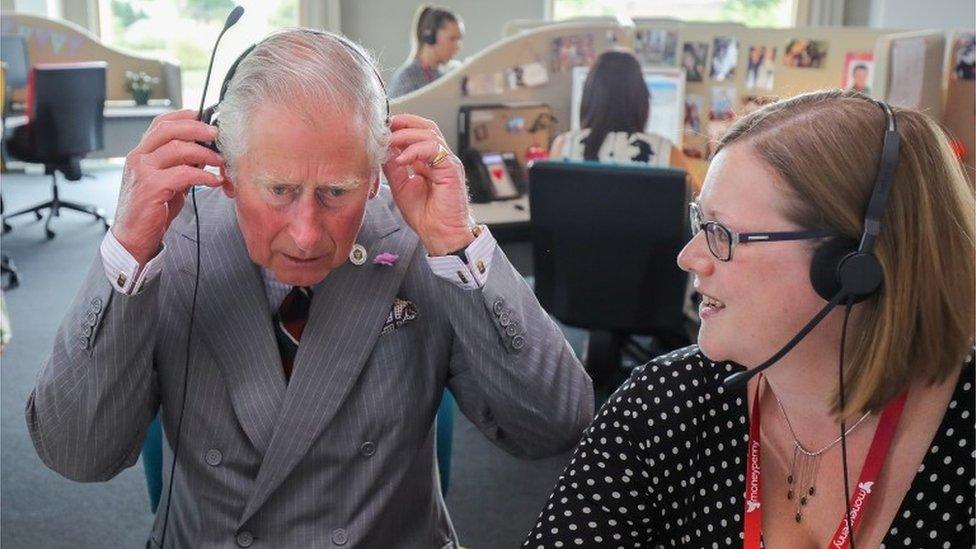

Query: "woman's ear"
<box><xmin>220</xmin><ymin>166</ymin><xmax>236</xmax><ymax>198</ymax></box>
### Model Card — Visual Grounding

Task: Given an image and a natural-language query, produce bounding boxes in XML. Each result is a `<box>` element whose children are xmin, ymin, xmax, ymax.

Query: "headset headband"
<box><xmin>859</xmin><ymin>100</ymin><xmax>899</xmax><ymax>255</ymax></box>
<box><xmin>213</xmin><ymin>29</ymin><xmax>390</xmax><ymax>126</ymax></box>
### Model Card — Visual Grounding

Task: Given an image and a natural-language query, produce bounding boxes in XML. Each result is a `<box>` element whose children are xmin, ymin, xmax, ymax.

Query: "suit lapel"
<box><xmin>172</xmin><ymin>193</ymin><xmax>285</xmax><ymax>456</ymax></box>
<box><xmin>239</xmin><ymin>192</ymin><xmax>418</xmax><ymax>526</ymax></box>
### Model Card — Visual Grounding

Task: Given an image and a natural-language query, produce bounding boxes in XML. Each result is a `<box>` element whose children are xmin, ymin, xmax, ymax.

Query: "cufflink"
<box><xmin>456</xmin><ymin>270</ymin><xmax>469</xmax><ymax>284</ymax></box>
<box><xmin>475</xmin><ymin>259</ymin><xmax>486</xmax><ymax>274</ymax></box>
<box><xmin>116</xmin><ymin>272</ymin><xmax>128</xmax><ymax>287</ymax></box>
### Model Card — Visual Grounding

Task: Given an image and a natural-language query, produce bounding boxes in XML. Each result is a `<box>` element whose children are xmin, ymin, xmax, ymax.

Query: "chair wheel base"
<box><xmin>45</xmin><ymin>228</ymin><xmax>55</xmax><ymax>239</ymax></box>
<box><xmin>34</xmin><ymin>211</ymin><xmax>43</xmax><ymax>220</ymax></box>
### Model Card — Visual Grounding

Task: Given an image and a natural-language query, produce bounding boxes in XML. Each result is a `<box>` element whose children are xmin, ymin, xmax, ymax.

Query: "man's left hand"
<box><xmin>383</xmin><ymin>114</ymin><xmax>473</xmax><ymax>256</ymax></box>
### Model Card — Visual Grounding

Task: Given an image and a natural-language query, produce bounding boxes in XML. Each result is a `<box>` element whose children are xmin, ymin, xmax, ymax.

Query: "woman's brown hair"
<box><xmin>717</xmin><ymin>89</ymin><xmax>975</xmax><ymax>417</ymax></box>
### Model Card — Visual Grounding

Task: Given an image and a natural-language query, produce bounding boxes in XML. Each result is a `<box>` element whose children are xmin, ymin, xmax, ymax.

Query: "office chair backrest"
<box><xmin>529</xmin><ymin>160</ymin><xmax>691</xmax><ymax>334</ymax></box>
<box><xmin>27</xmin><ymin>62</ymin><xmax>106</xmax><ymax>159</ymax></box>
<box><xmin>0</xmin><ymin>35</ymin><xmax>29</xmax><ymax>90</ymax></box>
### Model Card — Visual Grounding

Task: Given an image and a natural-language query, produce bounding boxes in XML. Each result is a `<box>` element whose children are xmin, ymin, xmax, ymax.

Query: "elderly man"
<box><xmin>26</xmin><ymin>30</ymin><xmax>592</xmax><ymax>548</ymax></box>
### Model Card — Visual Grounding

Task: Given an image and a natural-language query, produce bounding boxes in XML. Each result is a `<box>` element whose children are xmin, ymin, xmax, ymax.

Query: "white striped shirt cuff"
<box><xmin>425</xmin><ymin>225</ymin><xmax>496</xmax><ymax>290</ymax></box>
<box><xmin>99</xmin><ymin>230</ymin><xmax>166</xmax><ymax>295</ymax></box>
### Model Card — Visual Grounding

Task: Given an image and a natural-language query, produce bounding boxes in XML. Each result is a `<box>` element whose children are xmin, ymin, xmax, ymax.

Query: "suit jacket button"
<box><xmin>505</xmin><ymin>322</ymin><xmax>519</xmax><ymax>336</ymax></box>
<box><xmin>332</xmin><ymin>528</ymin><xmax>348</xmax><ymax>546</ymax></box>
<box><xmin>90</xmin><ymin>297</ymin><xmax>103</xmax><ymax>313</ymax></box>
<box><xmin>205</xmin><ymin>448</ymin><xmax>222</xmax><ymax>466</ymax></box>
<box><xmin>360</xmin><ymin>441</ymin><xmax>376</xmax><ymax>457</ymax></box>
<box><xmin>511</xmin><ymin>335</ymin><xmax>525</xmax><ymax>350</ymax></box>
<box><xmin>492</xmin><ymin>299</ymin><xmax>505</xmax><ymax>315</ymax></box>
<box><xmin>499</xmin><ymin>312</ymin><xmax>511</xmax><ymax>326</ymax></box>
<box><xmin>235</xmin><ymin>531</ymin><xmax>253</xmax><ymax>547</ymax></box>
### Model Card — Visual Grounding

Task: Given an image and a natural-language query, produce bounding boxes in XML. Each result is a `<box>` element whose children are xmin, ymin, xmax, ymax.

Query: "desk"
<box><xmin>4</xmin><ymin>104</ymin><xmax>173</xmax><ymax>159</ymax></box>
<box><xmin>470</xmin><ymin>195</ymin><xmax>530</xmax><ymax>243</ymax></box>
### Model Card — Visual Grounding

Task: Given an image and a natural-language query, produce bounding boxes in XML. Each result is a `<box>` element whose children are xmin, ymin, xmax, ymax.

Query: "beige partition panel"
<box><xmin>392</xmin><ymin>21</ymin><xmax>632</xmax><ymax>152</ymax></box>
<box><xmin>394</xmin><ymin>19</ymin><xmax>950</xmax><ymax>169</ymax></box>
<box><xmin>874</xmin><ymin>29</ymin><xmax>946</xmax><ymax>120</ymax></box>
<box><xmin>1</xmin><ymin>12</ymin><xmax>181</xmax><ymax>106</ymax></box>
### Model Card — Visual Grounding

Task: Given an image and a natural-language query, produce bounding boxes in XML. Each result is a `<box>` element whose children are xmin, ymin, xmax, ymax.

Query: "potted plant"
<box><xmin>126</xmin><ymin>70</ymin><xmax>159</xmax><ymax>106</ymax></box>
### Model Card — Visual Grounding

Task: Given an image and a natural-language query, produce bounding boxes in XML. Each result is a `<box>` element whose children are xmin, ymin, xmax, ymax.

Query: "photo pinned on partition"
<box><xmin>635</xmin><ymin>29</ymin><xmax>679</xmax><ymax>67</ymax></box>
<box><xmin>709</xmin><ymin>86</ymin><xmax>736</xmax><ymax>121</ymax></box>
<box><xmin>684</xmin><ymin>94</ymin><xmax>703</xmax><ymax>133</ymax></box>
<box><xmin>951</xmin><ymin>32</ymin><xmax>975</xmax><ymax>80</ymax></box>
<box><xmin>710</xmin><ymin>37</ymin><xmax>739</xmax><ymax>81</ymax></box>
<box><xmin>783</xmin><ymin>39</ymin><xmax>828</xmax><ymax>68</ymax></box>
<box><xmin>745</xmin><ymin>46</ymin><xmax>776</xmax><ymax>90</ymax></box>
<box><xmin>682</xmin><ymin>42</ymin><xmax>709</xmax><ymax>82</ymax></box>
<box><xmin>843</xmin><ymin>52</ymin><xmax>874</xmax><ymax>96</ymax></box>
<box><xmin>550</xmin><ymin>34</ymin><xmax>597</xmax><ymax>73</ymax></box>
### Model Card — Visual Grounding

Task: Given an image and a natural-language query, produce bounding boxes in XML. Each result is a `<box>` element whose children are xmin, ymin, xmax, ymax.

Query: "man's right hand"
<box><xmin>113</xmin><ymin>109</ymin><xmax>225</xmax><ymax>265</ymax></box>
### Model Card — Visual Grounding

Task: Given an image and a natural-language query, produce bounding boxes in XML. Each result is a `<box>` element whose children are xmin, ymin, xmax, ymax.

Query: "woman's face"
<box><xmin>677</xmin><ymin>143</ymin><xmax>828</xmax><ymax>367</ymax></box>
<box><xmin>433</xmin><ymin>20</ymin><xmax>463</xmax><ymax>64</ymax></box>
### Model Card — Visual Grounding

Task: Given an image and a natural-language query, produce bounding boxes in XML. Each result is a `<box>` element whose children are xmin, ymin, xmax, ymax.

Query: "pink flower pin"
<box><xmin>373</xmin><ymin>252</ymin><xmax>399</xmax><ymax>266</ymax></box>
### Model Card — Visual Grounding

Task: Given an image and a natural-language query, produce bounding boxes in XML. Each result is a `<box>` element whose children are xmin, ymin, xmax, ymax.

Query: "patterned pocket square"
<box><xmin>382</xmin><ymin>298</ymin><xmax>418</xmax><ymax>335</ymax></box>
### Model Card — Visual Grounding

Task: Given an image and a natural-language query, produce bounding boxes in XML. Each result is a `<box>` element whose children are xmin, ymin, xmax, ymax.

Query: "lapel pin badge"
<box><xmin>350</xmin><ymin>244</ymin><xmax>367</xmax><ymax>266</ymax></box>
<box><xmin>373</xmin><ymin>252</ymin><xmax>399</xmax><ymax>266</ymax></box>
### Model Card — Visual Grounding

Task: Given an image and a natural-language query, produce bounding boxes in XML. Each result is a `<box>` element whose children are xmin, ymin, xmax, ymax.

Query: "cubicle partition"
<box><xmin>1</xmin><ymin>12</ymin><xmax>181</xmax><ymax>107</ymax></box>
<box><xmin>394</xmin><ymin>18</ymin><xmax>950</xmax><ymax>158</ymax></box>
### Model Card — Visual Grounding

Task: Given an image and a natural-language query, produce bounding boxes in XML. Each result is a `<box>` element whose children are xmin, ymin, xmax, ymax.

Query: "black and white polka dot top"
<box><xmin>524</xmin><ymin>346</ymin><xmax>975</xmax><ymax>548</ymax></box>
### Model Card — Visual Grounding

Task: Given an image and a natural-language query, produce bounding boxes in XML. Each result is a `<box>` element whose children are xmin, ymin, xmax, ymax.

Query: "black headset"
<box><xmin>723</xmin><ymin>98</ymin><xmax>900</xmax><ymax>391</ymax></box>
<box><xmin>419</xmin><ymin>8</ymin><xmax>450</xmax><ymax>46</ymax></box>
<box><xmin>200</xmin><ymin>28</ymin><xmax>391</xmax><ymax>152</ymax></box>
<box><xmin>808</xmin><ymin>100</ymin><xmax>899</xmax><ymax>305</ymax></box>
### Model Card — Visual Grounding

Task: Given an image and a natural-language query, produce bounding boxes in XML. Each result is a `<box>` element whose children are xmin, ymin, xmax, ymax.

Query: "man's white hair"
<box><xmin>215</xmin><ymin>28</ymin><xmax>389</xmax><ymax>173</ymax></box>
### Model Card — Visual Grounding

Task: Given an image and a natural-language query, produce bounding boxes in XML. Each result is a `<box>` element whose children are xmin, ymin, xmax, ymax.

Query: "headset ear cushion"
<box><xmin>810</xmin><ymin>237</ymin><xmax>858</xmax><ymax>301</ymax></box>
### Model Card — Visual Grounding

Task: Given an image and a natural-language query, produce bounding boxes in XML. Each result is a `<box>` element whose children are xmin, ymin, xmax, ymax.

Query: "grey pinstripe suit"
<box><xmin>26</xmin><ymin>187</ymin><xmax>593</xmax><ymax>548</ymax></box>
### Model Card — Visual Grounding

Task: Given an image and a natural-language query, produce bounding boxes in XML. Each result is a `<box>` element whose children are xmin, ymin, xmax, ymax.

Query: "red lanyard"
<box><xmin>742</xmin><ymin>375</ymin><xmax>908</xmax><ymax>549</ymax></box>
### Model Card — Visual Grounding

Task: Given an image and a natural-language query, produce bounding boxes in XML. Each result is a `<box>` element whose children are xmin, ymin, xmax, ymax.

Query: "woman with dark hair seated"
<box><xmin>551</xmin><ymin>49</ymin><xmax>698</xmax><ymax>188</ymax></box>
<box><xmin>389</xmin><ymin>4</ymin><xmax>463</xmax><ymax>99</ymax></box>
<box><xmin>524</xmin><ymin>90</ymin><xmax>975</xmax><ymax>548</ymax></box>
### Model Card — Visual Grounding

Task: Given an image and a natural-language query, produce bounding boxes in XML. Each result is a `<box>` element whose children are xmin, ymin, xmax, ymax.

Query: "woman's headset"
<box><xmin>808</xmin><ymin>100</ymin><xmax>899</xmax><ymax>304</ymax></box>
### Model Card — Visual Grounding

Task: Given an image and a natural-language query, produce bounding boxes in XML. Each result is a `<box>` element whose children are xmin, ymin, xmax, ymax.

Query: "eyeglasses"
<box><xmin>689</xmin><ymin>202</ymin><xmax>834</xmax><ymax>261</ymax></box>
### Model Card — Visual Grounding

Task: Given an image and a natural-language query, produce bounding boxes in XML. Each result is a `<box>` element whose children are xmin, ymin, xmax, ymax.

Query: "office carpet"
<box><xmin>0</xmin><ymin>165</ymin><xmax>586</xmax><ymax>549</ymax></box>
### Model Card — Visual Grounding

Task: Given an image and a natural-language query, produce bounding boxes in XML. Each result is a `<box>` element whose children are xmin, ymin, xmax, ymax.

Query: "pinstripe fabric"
<box><xmin>26</xmin><ymin>186</ymin><xmax>594</xmax><ymax>548</ymax></box>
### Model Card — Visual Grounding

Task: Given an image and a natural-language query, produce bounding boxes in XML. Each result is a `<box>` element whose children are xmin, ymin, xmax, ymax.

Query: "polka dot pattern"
<box><xmin>523</xmin><ymin>346</ymin><xmax>975</xmax><ymax>548</ymax></box>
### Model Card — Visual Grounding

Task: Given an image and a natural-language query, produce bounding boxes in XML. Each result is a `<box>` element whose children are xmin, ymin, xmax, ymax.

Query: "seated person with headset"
<box><xmin>389</xmin><ymin>4</ymin><xmax>464</xmax><ymax>99</ymax></box>
<box><xmin>25</xmin><ymin>24</ymin><xmax>593</xmax><ymax>548</ymax></box>
<box><xmin>525</xmin><ymin>90</ymin><xmax>974</xmax><ymax>547</ymax></box>
<box><xmin>550</xmin><ymin>49</ymin><xmax>701</xmax><ymax>191</ymax></box>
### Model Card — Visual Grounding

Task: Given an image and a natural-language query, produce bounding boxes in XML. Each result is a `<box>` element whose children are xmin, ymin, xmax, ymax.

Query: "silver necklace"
<box><xmin>770</xmin><ymin>387</ymin><xmax>871</xmax><ymax>523</ymax></box>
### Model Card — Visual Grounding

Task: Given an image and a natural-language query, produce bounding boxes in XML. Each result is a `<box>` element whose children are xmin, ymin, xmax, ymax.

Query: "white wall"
<box><xmin>340</xmin><ymin>0</ymin><xmax>545</xmax><ymax>80</ymax></box>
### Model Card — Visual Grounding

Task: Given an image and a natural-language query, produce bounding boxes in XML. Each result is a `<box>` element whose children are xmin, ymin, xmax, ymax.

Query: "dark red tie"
<box><xmin>273</xmin><ymin>286</ymin><xmax>311</xmax><ymax>382</ymax></box>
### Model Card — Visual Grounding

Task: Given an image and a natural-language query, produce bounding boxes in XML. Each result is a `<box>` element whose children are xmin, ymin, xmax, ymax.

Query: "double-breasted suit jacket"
<box><xmin>27</xmin><ymin>187</ymin><xmax>594</xmax><ymax>548</ymax></box>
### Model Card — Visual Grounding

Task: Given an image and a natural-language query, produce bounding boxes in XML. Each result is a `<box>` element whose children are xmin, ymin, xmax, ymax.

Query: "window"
<box><xmin>98</xmin><ymin>0</ymin><xmax>298</xmax><ymax>107</ymax></box>
<box><xmin>552</xmin><ymin>0</ymin><xmax>796</xmax><ymax>28</ymax></box>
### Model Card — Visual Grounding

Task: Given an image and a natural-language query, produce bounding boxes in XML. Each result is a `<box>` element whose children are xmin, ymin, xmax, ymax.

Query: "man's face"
<box><xmin>222</xmin><ymin>102</ymin><xmax>377</xmax><ymax>287</ymax></box>
<box><xmin>853</xmin><ymin>67</ymin><xmax>868</xmax><ymax>88</ymax></box>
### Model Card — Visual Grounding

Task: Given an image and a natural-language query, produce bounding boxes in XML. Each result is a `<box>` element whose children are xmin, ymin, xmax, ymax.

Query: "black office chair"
<box><xmin>529</xmin><ymin>160</ymin><xmax>692</xmax><ymax>387</ymax></box>
<box><xmin>4</xmin><ymin>62</ymin><xmax>110</xmax><ymax>239</ymax></box>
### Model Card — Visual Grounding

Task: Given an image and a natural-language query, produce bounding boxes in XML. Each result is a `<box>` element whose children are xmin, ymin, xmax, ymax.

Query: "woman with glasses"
<box><xmin>523</xmin><ymin>90</ymin><xmax>974</xmax><ymax>548</ymax></box>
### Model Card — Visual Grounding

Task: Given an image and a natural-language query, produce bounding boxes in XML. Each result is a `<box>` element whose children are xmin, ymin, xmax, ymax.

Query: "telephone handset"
<box><xmin>463</xmin><ymin>150</ymin><xmax>526</xmax><ymax>203</ymax></box>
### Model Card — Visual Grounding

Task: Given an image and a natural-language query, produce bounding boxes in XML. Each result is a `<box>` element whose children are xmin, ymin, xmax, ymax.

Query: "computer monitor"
<box><xmin>1</xmin><ymin>35</ymin><xmax>30</xmax><ymax>90</ymax></box>
<box><xmin>570</xmin><ymin>66</ymin><xmax>685</xmax><ymax>147</ymax></box>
